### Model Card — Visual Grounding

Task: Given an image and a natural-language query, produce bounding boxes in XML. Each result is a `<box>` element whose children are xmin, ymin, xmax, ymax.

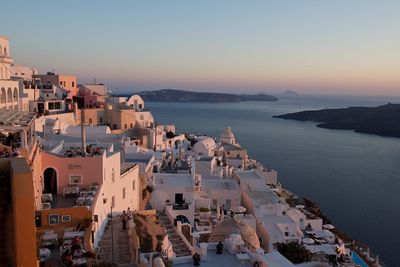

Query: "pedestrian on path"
<box><xmin>122</xmin><ymin>210</ymin><xmax>127</xmax><ymax>230</ymax></box>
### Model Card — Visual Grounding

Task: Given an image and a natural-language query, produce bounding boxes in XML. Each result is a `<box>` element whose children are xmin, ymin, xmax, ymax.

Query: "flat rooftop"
<box><xmin>246</xmin><ymin>188</ymin><xmax>280</xmax><ymax>206</ymax></box>
<box><xmin>175</xmin><ymin>251</ymin><xmax>252</xmax><ymax>267</ymax></box>
<box><xmin>202</xmin><ymin>179</ymin><xmax>240</xmax><ymax>191</ymax></box>
<box><xmin>154</xmin><ymin>173</ymin><xmax>193</xmax><ymax>187</ymax></box>
<box><xmin>235</xmin><ymin>170</ymin><xmax>262</xmax><ymax>180</ymax></box>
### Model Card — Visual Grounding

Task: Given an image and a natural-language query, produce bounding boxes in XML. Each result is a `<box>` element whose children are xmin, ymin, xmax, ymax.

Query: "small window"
<box><xmin>69</xmin><ymin>174</ymin><xmax>83</xmax><ymax>184</ymax></box>
<box><xmin>130</xmin><ymin>123</ymin><xmax>133</xmax><ymax>128</ymax></box>
<box><xmin>88</xmin><ymin>118</ymin><xmax>93</xmax><ymax>124</ymax></box>
<box><xmin>111</xmin><ymin>168</ymin><xmax>115</xmax><ymax>183</ymax></box>
<box><xmin>72</xmin><ymin>81</ymin><xmax>75</xmax><ymax>87</ymax></box>
<box><xmin>132</xmin><ymin>180</ymin><xmax>136</xmax><ymax>191</ymax></box>
<box><xmin>122</xmin><ymin>187</ymin><xmax>126</xmax><ymax>199</ymax></box>
<box><xmin>111</xmin><ymin>196</ymin><xmax>115</xmax><ymax>208</ymax></box>
<box><xmin>124</xmin><ymin>124</ymin><xmax>127</xmax><ymax>129</ymax></box>
<box><xmin>60</xmin><ymin>81</ymin><xmax>63</xmax><ymax>85</ymax></box>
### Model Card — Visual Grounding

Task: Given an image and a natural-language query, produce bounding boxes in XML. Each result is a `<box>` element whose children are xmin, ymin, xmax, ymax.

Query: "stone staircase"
<box><xmin>98</xmin><ymin>216</ymin><xmax>135</xmax><ymax>266</ymax></box>
<box><xmin>158</xmin><ymin>213</ymin><xmax>192</xmax><ymax>257</ymax></box>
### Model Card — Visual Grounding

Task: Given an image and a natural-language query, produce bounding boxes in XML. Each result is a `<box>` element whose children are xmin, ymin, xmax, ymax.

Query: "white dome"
<box><xmin>193</xmin><ymin>137</ymin><xmax>216</xmax><ymax>155</ymax></box>
<box><xmin>221</xmin><ymin>126</ymin><xmax>235</xmax><ymax>139</ymax></box>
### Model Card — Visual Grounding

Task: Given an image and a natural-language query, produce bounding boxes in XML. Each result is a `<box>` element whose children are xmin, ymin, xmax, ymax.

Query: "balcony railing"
<box><xmin>173</xmin><ymin>202</ymin><xmax>189</xmax><ymax>210</ymax></box>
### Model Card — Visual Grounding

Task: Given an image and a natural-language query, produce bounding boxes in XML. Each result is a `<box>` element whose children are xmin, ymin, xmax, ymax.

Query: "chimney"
<box><xmin>81</xmin><ymin>108</ymin><xmax>86</xmax><ymax>156</ymax></box>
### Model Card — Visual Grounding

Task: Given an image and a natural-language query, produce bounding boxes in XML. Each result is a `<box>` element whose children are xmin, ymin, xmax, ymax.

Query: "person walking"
<box><xmin>121</xmin><ymin>210</ymin><xmax>127</xmax><ymax>230</ymax></box>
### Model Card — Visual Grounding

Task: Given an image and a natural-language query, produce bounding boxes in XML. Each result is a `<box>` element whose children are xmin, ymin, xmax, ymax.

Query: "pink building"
<box><xmin>40</xmin><ymin>142</ymin><xmax>140</xmax><ymax>247</ymax></box>
<box><xmin>76</xmin><ymin>84</ymin><xmax>107</xmax><ymax>108</ymax></box>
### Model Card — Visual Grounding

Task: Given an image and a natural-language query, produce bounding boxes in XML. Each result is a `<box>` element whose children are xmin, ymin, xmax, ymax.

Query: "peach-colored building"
<box><xmin>34</xmin><ymin>72</ymin><xmax>78</xmax><ymax>100</ymax></box>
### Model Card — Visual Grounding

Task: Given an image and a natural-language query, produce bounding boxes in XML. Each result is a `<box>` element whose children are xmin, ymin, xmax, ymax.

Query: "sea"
<box><xmin>146</xmin><ymin>94</ymin><xmax>400</xmax><ymax>267</ymax></box>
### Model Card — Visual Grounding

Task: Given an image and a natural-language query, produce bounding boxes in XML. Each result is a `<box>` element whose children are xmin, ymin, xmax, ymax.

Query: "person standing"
<box><xmin>121</xmin><ymin>210</ymin><xmax>127</xmax><ymax>230</ymax></box>
<box><xmin>127</xmin><ymin>207</ymin><xmax>133</xmax><ymax>221</ymax></box>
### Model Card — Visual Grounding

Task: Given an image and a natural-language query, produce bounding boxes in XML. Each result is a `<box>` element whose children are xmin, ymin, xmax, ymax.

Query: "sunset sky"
<box><xmin>2</xmin><ymin>1</ymin><xmax>400</xmax><ymax>96</ymax></box>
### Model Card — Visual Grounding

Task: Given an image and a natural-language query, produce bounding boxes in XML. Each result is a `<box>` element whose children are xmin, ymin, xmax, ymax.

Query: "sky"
<box><xmin>1</xmin><ymin>0</ymin><xmax>400</xmax><ymax>96</ymax></box>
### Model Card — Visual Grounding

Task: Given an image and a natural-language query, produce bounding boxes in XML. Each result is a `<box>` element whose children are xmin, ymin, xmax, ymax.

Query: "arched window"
<box><xmin>1</xmin><ymin>88</ymin><xmax>6</xmax><ymax>103</ymax></box>
<box><xmin>4</xmin><ymin>47</ymin><xmax>7</xmax><ymax>56</ymax></box>
<box><xmin>7</xmin><ymin>88</ymin><xmax>12</xmax><ymax>103</ymax></box>
<box><xmin>13</xmin><ymin>87</ymin><xmax>18</xmax><ymax>101</ymax></box>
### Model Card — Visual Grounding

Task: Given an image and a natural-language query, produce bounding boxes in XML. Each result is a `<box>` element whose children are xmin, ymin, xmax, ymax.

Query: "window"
<box><xmin>132</xmin><ymin>180</ymin><xmax>136</xmax><ymax>191</ymax></box>
<box><xmin>72</xmin><ymin>81</ymin><xmax>75</xmax><ymax>87</ymax></box>
<box><xmin>99</xmin><ymin>117</ymin><xmax>103</xmax><ymax>123</ymax></box>
<box><xmin>113</xmin><ymin>124</ymin><xmax>117</xmax><ymax>129</ymax></box>
<box><xmin>69</xmin><ymin>174</ymin><xmax>83</xmax><ymax>184</ymax></box>
<box><xmin>55</xmin><ymin>102</ymin><xmax>61</xmax><ymax>109</ymax></box>
<box><xmin>88</xmin><ymin>118</ymin><xmax>93</xmax><ymax>124</ymax></box>
<box><xmin>122</xmin><ymin>187</ymin><xmax>126</xmax><ymax>199</ymax></box>
<box><xmin>225</xmin><ymin>199</ymin><xmax>231</xmax><ymax>210</ymax></box>
<box><xmin>124</xmin><ymin>124</ymin><xmax>127</xmax><ymax>129</ymax></box>
<box><xmin>130</xmin><ymin>123</ymin><xmax>133</xmax><ymax>128</ymax></box>
<box><xmin>60</xmin><ymin>81</ymin><xmax>63</xmax><ymax>85</ymax></box>
<box><xmin>111</xmin><ymin>196</ymin><xmax>115</xmax><ymax>208</ymax></box>
<box><xmin>111</xmin><ymin>168</ymin><xmax>115</xmax><ymax>183</ymax></box>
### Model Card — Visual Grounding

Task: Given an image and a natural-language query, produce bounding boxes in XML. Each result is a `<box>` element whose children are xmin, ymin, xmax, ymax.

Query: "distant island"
<box><xmin>274</xmin><ymin>103</ymin><xmax>400</xmax><ymax>138</ymax></box>
<box><xmin>280</xmin><ymin>90</ymin><xmax>299</xmax><ymax>95</ymax></box>
<box><xmin>114</xmin><ymin>89</ymin><xmax>278</xmax><ymax>102</ymax></box>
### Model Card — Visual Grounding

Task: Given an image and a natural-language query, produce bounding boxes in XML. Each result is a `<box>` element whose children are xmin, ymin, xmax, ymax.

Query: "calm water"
<box><xmin>147</xmin><ymin>94</ymin><xmax>400</xmax><ymax>267</ymax></box>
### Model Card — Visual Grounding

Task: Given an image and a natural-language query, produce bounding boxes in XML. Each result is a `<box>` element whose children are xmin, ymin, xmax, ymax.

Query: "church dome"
<box><xmin>221</xmin><ymin>127</ymin><xmax>235</xmax><ymax>139</ymax></box>
<box><xmin>209</xmin><ymin>217</ymin><xmax>260</xmax><ymax>250</ymax></box>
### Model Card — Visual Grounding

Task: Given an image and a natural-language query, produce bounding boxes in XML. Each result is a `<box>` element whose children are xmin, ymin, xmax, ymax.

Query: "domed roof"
<box><xmin>221</xmin><ymin>126</ymin><xmax>235</xmax><ymax>139</ymax></box>
<box><xmin>209</xmin><ymin>217</ymin><xmax>260</xmax><ymax>250</ymax></box>
<box><xmin>193</xmin><ymin>137</ymin><xmax>216</xmax><ymax>155</ymax></box>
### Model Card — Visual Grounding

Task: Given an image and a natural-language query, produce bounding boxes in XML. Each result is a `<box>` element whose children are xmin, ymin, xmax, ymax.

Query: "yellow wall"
<box><xmin>10</xmin><ymin>158</ymin><xmax>39</xmax><ymax>267</ymax></box>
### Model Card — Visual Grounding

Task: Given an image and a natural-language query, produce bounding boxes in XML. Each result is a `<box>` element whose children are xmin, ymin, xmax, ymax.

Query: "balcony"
<box><xmin>0</xmin><ymin>55</ymin><xmax>13</xmax><ymax>63</ymax></box>
<box><xmin>173</xmin><ymin>202</ymin><xmax>189</xmax><ymax>210</ymax></box>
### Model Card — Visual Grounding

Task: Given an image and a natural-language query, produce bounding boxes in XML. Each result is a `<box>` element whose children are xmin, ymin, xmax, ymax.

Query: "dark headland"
<box><xmin>274</xmin><ymin>103</ymin><xmax>400</xmax><ymax>138</ymax></box>
<box><xmin>114</xmin><ymin>89</ymin><xmax>278</xmax><ymax>102</ymax></box>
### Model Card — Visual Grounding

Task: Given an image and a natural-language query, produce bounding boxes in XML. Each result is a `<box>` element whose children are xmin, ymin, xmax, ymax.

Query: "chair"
<box><xmin>64</xmin><ymin>227</ymin><xmax>74</xmax><ymax>232</ymax></box>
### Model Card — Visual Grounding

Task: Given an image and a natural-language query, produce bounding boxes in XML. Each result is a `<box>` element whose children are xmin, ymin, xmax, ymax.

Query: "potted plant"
<box><xmin>192</xmin><ymin>252</ymin><xmax>201</xmax><ymax>266</ymax></box>
<box><xmin>199</xmin><ymin>207</ymin><xmax>211</xmax><ymax>219</ymax></box>
<box><xmin>216</xmin><ymin>241</ymin><xmax>224</xmax><ymax>254</ymax></box>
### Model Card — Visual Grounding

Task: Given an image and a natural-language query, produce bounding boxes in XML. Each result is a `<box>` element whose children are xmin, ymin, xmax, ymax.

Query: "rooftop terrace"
<box><xmin>174</xmin><ymin>252</ymin><xmax>252</xmax><ymax>267</ymax></box>
<box><xmin>0</xmin><ymin>109</ymin><xmax>35</xmax><ymax>128</ymax></box>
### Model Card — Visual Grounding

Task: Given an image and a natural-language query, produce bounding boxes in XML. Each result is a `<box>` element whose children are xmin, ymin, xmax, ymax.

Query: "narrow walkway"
<box><xmin>158</xmin><ymin>213</ymin><xmax>192</xmax><ymax>257</ymax></box>
<box><xmin>99</xmin><ymin>216</ymin><xmax>136</xmax><ymax>266</ymax></box>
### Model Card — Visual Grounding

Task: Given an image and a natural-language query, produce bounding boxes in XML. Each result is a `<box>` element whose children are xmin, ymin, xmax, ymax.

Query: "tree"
<box><xmin>276</xmin><ymin>242</ymin><xmax>311</xmax><ymax>264</ymax></box>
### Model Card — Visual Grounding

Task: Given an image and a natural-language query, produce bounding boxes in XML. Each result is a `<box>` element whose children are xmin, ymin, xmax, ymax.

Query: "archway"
<box><xmin>176</xmin><ymin>215</ymin><xmax>189</xmax><ymax>224</ymax></box>
<box><xmin>7</xmin><ymin>88</ymin><xmax>12</xmax><ymax>105</ymax></box>
<box><xmin>44</xmin><ymin>168</ymin><xmax>57</xmax><ymax>194</ymax></box>
<box><xmin>13</xmin><ymin>88</ymin><xmax>18</xmax><ymax>110</ymax></box>
<box><xmin>0</xmin><ymin>88</ymin><xmax>5</xmax><ymax>104</ymax></box>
